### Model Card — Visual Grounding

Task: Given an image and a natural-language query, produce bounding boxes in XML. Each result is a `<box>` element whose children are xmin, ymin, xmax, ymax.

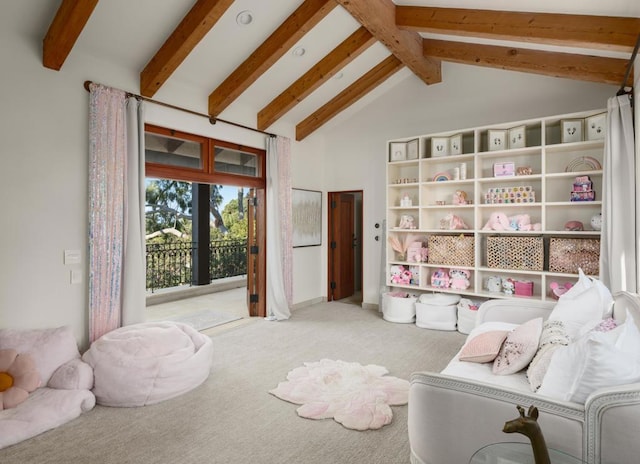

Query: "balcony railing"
<box><xmin>146</xmin><ymin>239</ymin><xmax>247</xmax><ymax>292</ymax></box>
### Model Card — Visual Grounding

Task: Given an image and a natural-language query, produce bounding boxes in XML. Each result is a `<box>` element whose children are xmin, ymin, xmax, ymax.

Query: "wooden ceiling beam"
<box><xmin>208</xmin><ymin>0</ymin><xmax>337</xmax><ymax>117</ymax></box>
<box><xmin>424</xmin><ymin>39</ymin><xmax>629</xmax><ymax>85</ymax></box>
<box><xmin>334</xmin><ymin>0</ymin><xmax>440</xmax><ymax>86</ymax></box>
<box><xmin>296</xmin><ymin>55</ymin><xmax>404</xmax><ymax>141</ymax></box>
<box><xmin>258</xmin><ymin>27</ymin><xmax>376</xmax><ymax>131</ymax></box>
<box><xmin>43</xmin><ymin>0</ymin><xmax>99</xmax><ymax>70</ymax></box>
<box><xmin>140</xmin><ymin>0</ymin><xmax>234</xmax><ymax>97</ymax></box>
<box><xmin>398</xmin><ymin>6</ymin><xmax>640</xmax><ymax>53</ymax></box>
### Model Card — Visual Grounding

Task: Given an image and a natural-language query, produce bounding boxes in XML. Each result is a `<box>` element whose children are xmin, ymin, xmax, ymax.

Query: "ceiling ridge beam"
<box><xmin>296</xmin><ymin>55</ymin><xmax>404</xmax><ymax>141</ymax></box>
<box><xmin>398</xmin><ymin>6</ymin><xmax>640</xmax><ymax>53</ymax></box>
<box><xmin>208</xmin><ymin>0</ymin><xmax>338</xmax><ymax>118</ymax></box>
<box><xmin>140</xmin><ymin>0</ymin><xmax>235</xmax><ymax>97</ymax></box>
<box><xmin>424</xmin><ymin>39</ymin><xmax>629</xmax><ymax>85</ymax></box>
<box><xmin>257</xmin><ymin>26</ymin><xmax>376</xmax><ymax>131</ymax></box>
<box><xmin>43</xmin><ymin>0</ymin><xmax>99</xmax><ymax>70</ymax></box>
<box><xmin>335</xmin><ymin>0</ymin><xmax>440</xmax><ymax>86</ymax></box>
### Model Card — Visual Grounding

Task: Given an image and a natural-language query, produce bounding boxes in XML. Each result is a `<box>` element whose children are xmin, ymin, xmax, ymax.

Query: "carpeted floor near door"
<box><xmin>0</xmin><ymin>301</ymin><xmax>466</xmax><ymax>464</ymax></box>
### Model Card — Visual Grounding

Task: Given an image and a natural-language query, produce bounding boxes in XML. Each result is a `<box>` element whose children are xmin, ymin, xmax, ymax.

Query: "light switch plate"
<box><xmin>70</xmin><ymin>270</ymin><xmax>82</xmax><ymax>284</ymax></box>
<box><xmin>64</xmin><ymin>249</ymin><xmax>81</xmax><ymax>265</ymax></box>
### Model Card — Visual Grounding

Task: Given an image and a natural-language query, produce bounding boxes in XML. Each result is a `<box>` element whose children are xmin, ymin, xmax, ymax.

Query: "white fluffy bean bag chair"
<box><xmin>82</xmin><ymin>321</ymin><xmax>213</xmax><ymax>407</ymax></box>
<box><xmin>0</xmin><ymin>326</ymin><xmax>95</xmax><ymax>449</ymax></box>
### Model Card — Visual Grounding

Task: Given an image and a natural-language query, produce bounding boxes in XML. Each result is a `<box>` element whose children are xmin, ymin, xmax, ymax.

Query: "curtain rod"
<box><xmin>83</xmin><ymin>80</ymin><xmax>276</xmax><ymax>138</ymax></box>
<box><xmin>617</xmin><ymin>33</ymin><xmax>640</xmax><ymax>96</ymax></box>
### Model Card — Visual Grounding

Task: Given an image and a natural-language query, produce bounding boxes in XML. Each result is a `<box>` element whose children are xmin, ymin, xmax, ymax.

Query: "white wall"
<box><xmin>320</xmin><ymin>62</ymin><xmax>618</xmax><ymax>306</ymax></box>
<box><xmin>0</xmin><ymin>13</ymin><xmax>325</xmax><ymax>347</ymax></box>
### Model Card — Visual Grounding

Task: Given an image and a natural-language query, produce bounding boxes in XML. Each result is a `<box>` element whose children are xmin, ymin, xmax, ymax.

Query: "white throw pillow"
<box><xmin>493</xmin><ymin>318</ymin><xmax>543</xmax><ymax>375</ymax></box>
<box><xmin>547</xmin><ymin>270</ymin><xmax>613</xmax><ymax>340</ymax></box>
<box><xmin>538</xmin><ymin>311</ymin><xmax>640</xmax><ymax>403</ymax></box>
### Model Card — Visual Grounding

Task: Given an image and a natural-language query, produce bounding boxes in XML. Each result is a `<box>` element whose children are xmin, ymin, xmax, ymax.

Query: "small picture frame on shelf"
<box><xmin>488</xmin><ymin>129</ymin><xmax>507</xmax><ymax>151</ymax></box>
<box><xmin>406</xmin><ymin>138</ymin><xmax>419</xmax><ymax>160</ymax></box>
<box><xmin>389</xmin><ymin>142</ymin><xmax>407</xmax><ymax>162</ymax></box>
<box><xmin>449</xmin><ymin>133</ymin><xmax>462</xmax><ymax>155</ymax></box>
<box><xmin>561</xmin><ymin>119</ymin><xmax>584</xmax><ymax>143</ymax></box>
<box><xmin>493</xmin><ymin>161</ymin><xmax>515</xmax><ymax>177</ymax></box>
<box><xmin>431</xmin><ymin>137</ymin><xmax>449</xmax><ymax>157</ymax></box>
<box><xmin>585</xmin><ymin>113</ymin><xmax>606</xmax><ymax>141</ymax></box>
<box><xmin>508</xmin><ymin>125</ymin><xmax>526</xmax><ymax>149</ymax></box>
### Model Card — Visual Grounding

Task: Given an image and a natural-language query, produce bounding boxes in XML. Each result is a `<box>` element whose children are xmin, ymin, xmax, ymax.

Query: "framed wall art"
<box><xmin>561</xmin><ymin>119</ymin><xmax>584</xmax><ymax>143</ymax></box>
<box><xmin>449</xmin><ymin>133</ymin><xmax>462</xmax><ymax>155</ymax></box>
<box><xmin>488</xmin><ymin>129</ymin><xmax>507</xmax><ymax>151</ymax></box>
<box><xmin>406</xmin><ymin>138</ymin><xmax>419</xmax><ymax>160</ymax></box>
<box><xmin>431</xmin><ymin>137</ymin><xmax>449</xmax><ymax>157</ymax></box>
<box><xmin>389</xmin><ymin>142</ymin><xmax>407</xmax><ymax>162</ymax></box>
<box><xmin>292</xmin><ymin>188</ymin><xmax>322</xmax><ymax>247</ymax></box>
<box><xmin>585</xmin><ymin>113</ymin><xmax>606</xmax><ymax>141</ymax></box>
<box><xmin>508</xmin><ymin>125</ymin><xmax>526</xmax><ymax>149</ymax></box>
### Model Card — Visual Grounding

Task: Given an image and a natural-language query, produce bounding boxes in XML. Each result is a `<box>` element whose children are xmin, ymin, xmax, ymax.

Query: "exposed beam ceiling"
<box><xmin>296</xmin><ymin>55</ymin><xmax>404</xmax><ymax>141</ymax></box>
<box><xmin>424</xmin><ymin>39</ymin><xmax>629</xmax><ymax>86</ymax></box>
<box><xmin>335</xmin><ymin>0</ymin><xmax>441</xmax><ymax>85</ymax></box>
<box><xmin>43</xmin><ymin>0</ymin><xmax>98</xmax><ymax>70</ymax></box>
<box><xmin>258</xmin><ymin>26</ymin><xmax>376</xmax><ymax>131</ymax></box>
<box><xmin>397</xmin><ymin>6</ymin><xmax>640</xmax><ymax>53</ymax></box>
<box><xmin>207</xmin><ymin>0</ymin><xmax>338</xmax><ymax>118</ymax></box>
<box><xmin>40</xmin><ymin>2</ymin><xmax>639</xmax><ymax>140</ymax></box>
<box><xmin>140</xmin><ymin>0</ymin><xmax>235</xmax><ymax>98</ymax></box>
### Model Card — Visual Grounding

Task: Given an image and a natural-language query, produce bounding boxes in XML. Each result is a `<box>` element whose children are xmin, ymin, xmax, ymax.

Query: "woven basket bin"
<box><xmin>549</xmin><ymin>238</ymin><xmax>600</xmax><ymax>275</ymax></box>
<box><xmin>486</xmin><ymin>236</ymin><xmax>544</xmax><ymax>271</ymax></box>
<box><xmin>428</xmin><ymin>234</ymin><xmax>474</xmax><ymax>267</ymax></box>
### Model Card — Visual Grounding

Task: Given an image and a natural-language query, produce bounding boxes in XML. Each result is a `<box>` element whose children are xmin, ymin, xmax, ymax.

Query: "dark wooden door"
<box><xmin>247</xmin><ymin>188</ymin><xmax>266</xmax><ymax>317</ymax></box>
<box><xmin>329</xmin><ymin>193</ymin><xmax>355</xmax><ymax>300</ymax></box>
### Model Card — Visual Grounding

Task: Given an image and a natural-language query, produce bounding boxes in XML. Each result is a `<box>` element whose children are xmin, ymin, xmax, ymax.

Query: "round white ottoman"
<box><xmin>415</xmin><ymin>293</ymin><xmax>460</xmax><ymax>330</ymax></box>
<box><xmin>83</xmin><ymin>321</ymin><xmax>213</xmax><ymax>407</ymax></box>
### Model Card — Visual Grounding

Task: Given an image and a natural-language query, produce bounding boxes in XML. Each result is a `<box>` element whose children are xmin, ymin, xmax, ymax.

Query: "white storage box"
<box><xmin>456</xmin><ymin>298</ymin><xmax>480</xmax><ymax>334</ymax></box>
<box><xmin>382</xmin><ymin>292</ymin><xmax>417</xmax><ymax>323</ymax></box>
<box><xmin>415</xmin><ymin>293</ymin><xmax>460</xmax><ymax>330</ymax></box>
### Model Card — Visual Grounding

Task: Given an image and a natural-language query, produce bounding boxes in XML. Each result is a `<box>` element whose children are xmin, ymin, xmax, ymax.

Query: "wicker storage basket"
<box><xmin>428</xmin><ymin>234</ymin><xmax>474</xmax><ymax>267</ymax></box>
<box><xmin>549</xmin><ymin>238</ymin><xmax>600</xmax><ymax>275</ymax></box>
<box><xmin>486</xmin><ymin>236</ymin><xmax>544</xmax><ymax>271</ymax></box>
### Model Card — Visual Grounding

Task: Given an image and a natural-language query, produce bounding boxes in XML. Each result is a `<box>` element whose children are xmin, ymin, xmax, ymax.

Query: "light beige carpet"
<box><xmin>0</xmin><ymin>301</ymin><xmax>466</xmax><ymax>464</ymax></box>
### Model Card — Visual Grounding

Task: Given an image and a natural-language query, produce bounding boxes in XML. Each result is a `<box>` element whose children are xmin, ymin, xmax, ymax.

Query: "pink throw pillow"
<box><xmin>459</xmin><ymin>330</ymin><xmax>509</xmax><ymax>363</ymax></box>
<box><xmin>493</xmin><ymin>318</ymin><xmax>543</xmax><ymax>375</ymax></box>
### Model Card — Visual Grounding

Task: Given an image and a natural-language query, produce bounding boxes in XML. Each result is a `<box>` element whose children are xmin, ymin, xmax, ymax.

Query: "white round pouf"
<box><xmin>83</xmin><ymin>321</ymin><xmax>213</xmax><ymax>407</ymax></box>
<box><xmin>415</xmin><ymin>293</ymin><xmax>460</xmax><ymax>330</ymax></box>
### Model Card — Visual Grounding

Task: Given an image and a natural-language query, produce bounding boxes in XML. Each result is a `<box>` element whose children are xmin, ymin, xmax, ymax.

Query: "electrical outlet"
<box><xmin>70</xmin><ymin>270</ymin><xmax>82</xmax><ymax>284</ymax></box>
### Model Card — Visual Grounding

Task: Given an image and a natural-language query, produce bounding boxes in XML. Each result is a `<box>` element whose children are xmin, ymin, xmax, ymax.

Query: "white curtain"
<box><xmin>88</xmin><ymin>84</ymin><xmax>145</xmax><ymax>342</ymax></box>
<box><xmin>265</xmin><ymin>135</ymin><xmax>292</xmax><ymax>320</ymax></box>
<box><xmin>601</xmin><ymin>94</ymin><xmax>637</xmax><ymax>293</ymax></box>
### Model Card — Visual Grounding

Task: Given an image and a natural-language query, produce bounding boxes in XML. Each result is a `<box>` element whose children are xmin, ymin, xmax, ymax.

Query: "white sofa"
<box><xmin>408</xmin><ymin>291</ymin><xmax>640</xmax><ymax>464</ymax></box>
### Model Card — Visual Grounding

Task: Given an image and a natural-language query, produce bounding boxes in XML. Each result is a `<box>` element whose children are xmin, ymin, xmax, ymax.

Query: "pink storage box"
<box><xmin>514</xmin><ymin>280</ymin><xmax>534</xmax><ymax>296</ymax></box>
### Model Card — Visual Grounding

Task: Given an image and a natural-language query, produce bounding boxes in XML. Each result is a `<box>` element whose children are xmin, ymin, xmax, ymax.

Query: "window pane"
<box><xmin>145</xmin><ymin>133</ymin><xmax>203</xmax><ymax>169</ymax></box>
<box><xmin>214</xmin><ymin>146</ymin><xmax>259</xmax><ymax>177</ymax></box>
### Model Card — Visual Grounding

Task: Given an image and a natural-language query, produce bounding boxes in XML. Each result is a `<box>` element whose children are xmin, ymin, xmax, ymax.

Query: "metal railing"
<box><xmin>146</xmin><ymin>239</ymin><xmax>247</xmax><ymax>292</ymax></box>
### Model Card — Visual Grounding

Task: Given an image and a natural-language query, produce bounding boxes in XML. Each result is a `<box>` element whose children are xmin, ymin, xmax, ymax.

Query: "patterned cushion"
<box><xmin>527</xmin><ymin>320</ymin><xmax>571</xmax><ymax>391</ymax></box>
<box><xmin>493</xmin><ymin>318</ymin><xmax>543</xmax><ymax>375</ymax></box>
<box><xmin>459</xmin><ymin>330</ymin><xmax>509</xmax><ymax>363</ymax></box>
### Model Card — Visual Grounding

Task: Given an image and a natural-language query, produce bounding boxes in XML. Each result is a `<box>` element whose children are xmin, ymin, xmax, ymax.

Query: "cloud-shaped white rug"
<box><xmin>269</xmin><ymin>359</ymin><xmax>410</xmax><ymax>430</ymax></box>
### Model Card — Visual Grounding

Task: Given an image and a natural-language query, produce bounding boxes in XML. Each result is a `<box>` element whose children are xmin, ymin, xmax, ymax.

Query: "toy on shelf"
<box><xmin>549</xmin><ymin>281</ymin><xmax>574</xmax><ymax>299</ymax></box>
<box><xmin>514</xmin><ymin>280</ymin><xmax>534</xmax><ymax>296</ymax></box>
<box><xmin>400</xmin><ymin>193</ymin><xmax>413</xmax><ymax>207</ymax></box>
<box><xmin>452</xmin><ymin>190</ymin><xmax>468</xmax><ymax>205</ymax></box>
<box><xmin>486</xmin><ymin>275</ymin><xmax>502</xmax><ymax>293</ymax></box>
<box><xmin>440</xmin><ymin>213</ymin><xmax>469</xmax><ymax>230</ymax></box>
<box><xmin>449</xmin><ymin>268</ymin><xmax>470</xmax><ymax>290</ymax></box>
<box><xmin>502</xmin><ymin>278</ymin><xmax>515</xmax><ymax>295</ymax></box>
<box><xmin>431</xmin><ymin>268</ymin><xmax>450</xmax><ymax>288</ymax></box>
<box><xmin>590</xmin><ymin>213</ymin><xmax>602</xmax><ymax>231</ymax></box>
<box><xmin>482</xmin><ymin>212</ymin><xmax>541</xmax><ymax>231</ymax></box>
<box><xmin>570</xmin><ymin>175</ymin><xmax>595</xmax><ymax>201</ymax></box>
<box><xmin>398</xmin><ymin>214</ymin><xmax>417</xmax><ymax>229</ymax></box>
<box><xmin>390</xmin><ymin>265</ymin><xmax>412</xmax><ymax>285</ymax></box>
<box><xmin>407</xmin><ymin>241</ymin><xmax>428</xmax><ymax>263</ymax></box>
<box><xmin>564</xmin><ymin>220</ymin><xmax>584</xmax><ymax>231</ymax></box>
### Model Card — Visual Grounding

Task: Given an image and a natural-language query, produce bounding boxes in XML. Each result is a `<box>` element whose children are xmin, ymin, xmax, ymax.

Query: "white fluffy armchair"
<box><xmin>0</xmin><ymin>326</ymin><xmax>95</xmax><ymax>449</ymax></box>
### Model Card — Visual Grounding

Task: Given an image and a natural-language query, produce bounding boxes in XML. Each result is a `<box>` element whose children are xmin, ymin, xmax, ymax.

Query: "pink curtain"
<box><xmin>88</xmin><ymin>84</ymin><xmax>127</xmax><ymax>342</ymax></box>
